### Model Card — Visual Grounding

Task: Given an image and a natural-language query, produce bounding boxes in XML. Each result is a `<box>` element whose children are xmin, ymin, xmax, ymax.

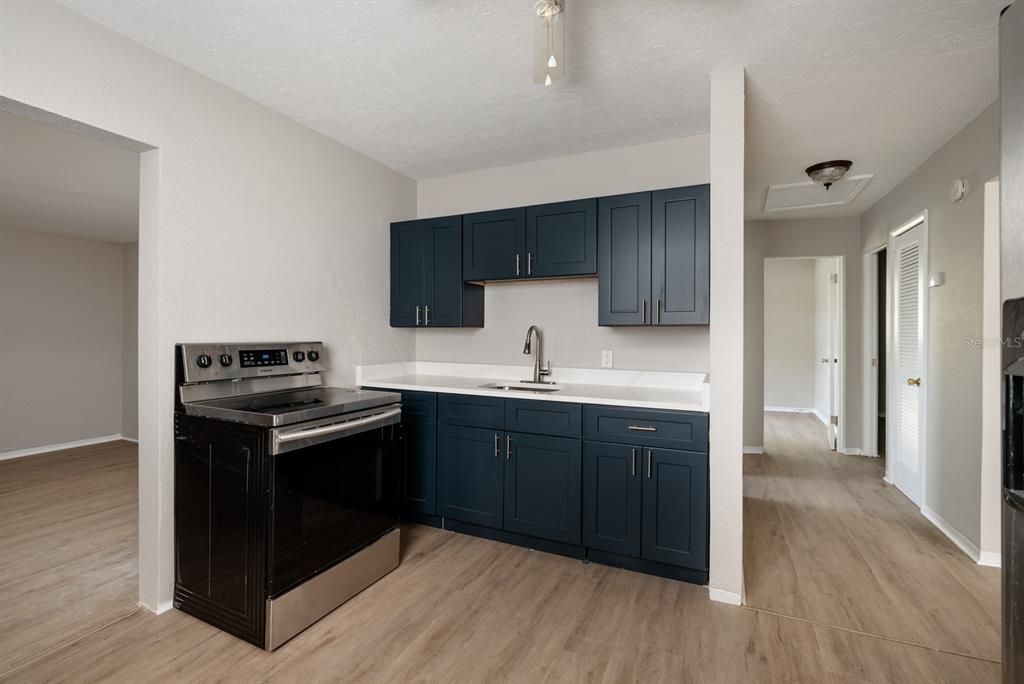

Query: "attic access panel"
<box><xmin>764</xmin><ymin>174</ymin><xmax>874</xmax><ymax>213</ymax></box>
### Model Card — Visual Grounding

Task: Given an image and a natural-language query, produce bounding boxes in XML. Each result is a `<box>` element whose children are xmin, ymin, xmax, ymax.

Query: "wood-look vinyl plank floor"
<box><xmin>744</xmin><ymin>411</ymin><xmax>1001</xmax><ymax>662</ymax></box>
<box><xmin>0</xmin><ymin>441</ymin><xmax>139</xmax><ymax>675</ymax></box>
<box><xmin>2</xmin><ymin>523</ymin><xmax>1000</xmax><ymax>684</ymax></box>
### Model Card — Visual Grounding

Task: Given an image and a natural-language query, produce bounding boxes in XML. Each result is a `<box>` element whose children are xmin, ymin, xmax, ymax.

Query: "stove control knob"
<box><xmin>196</xmin><ymin>354</ymin><xmax>212</xmax><ymax>369</ymax></box>
<box><xmin>292</xmin><ymin>351</ymin><xmax>305</xmax><ymax>363</ymax></box>
<box><xmin>307</xmin><ymin>350</ymin><xmax>320</xmax><ymax>362</ymax></box>
<box><xmin>219</xmin><ymin>354</ymin><xmax>233</xmax><ymax>367</ymax></box>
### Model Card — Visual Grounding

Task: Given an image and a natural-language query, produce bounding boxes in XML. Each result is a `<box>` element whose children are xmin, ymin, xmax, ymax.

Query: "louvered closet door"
<box><xmin>893</xmin><ymin>223</ymin><xmax>924</xmax><ymax>506</ymax></box>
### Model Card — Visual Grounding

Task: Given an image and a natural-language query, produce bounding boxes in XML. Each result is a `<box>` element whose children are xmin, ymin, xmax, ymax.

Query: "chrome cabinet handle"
<box><xmin>647</xmin><ymin>449</ymin><xmax>653</xmax><ymax>479</ymax></box>
<box><xmin>424</xmin><ymin>305</ymin><xmax>430</xmax><ymax>326</ymax></box>
<box><xmin>527</xmin><ymin>252</ymin><xmax>533</xmax><ymax>276</ymax></box>
<box><xmin>642</xmin><ymin>299</ymin><xmax>647</xmax><ymax>324</ymax></box>
<box><xmin>516</xmin><ymin>254</ymin><xmax>521</xmax><ymax>276</ymax></box>
<box><xmin>415</xmin><ymin>305</ymin><xmax>421</xmax><ymax>326</ymax></box>
<box><xmin>656</xmin><ymin>298</ymin><xmax>661</xmax><ymax>324</ymax></box>
<box><xmin>628</xmin><ymin>425</ymin><xmax>657</xmax><ymax>432</ymax></box>
<box><xmin>631</xmin><ymin>448</ymin><xmax>637</xmax><ymax>477</ymax></box>
<box><xmin>494</xmin><ymin>433</ymin><xmax>500</xmax><ymax>459</ymax></box>
<box><xmin>506</xmin><ymin>434</ymin><xmax>511</xmax><ymax>461</ymax></box>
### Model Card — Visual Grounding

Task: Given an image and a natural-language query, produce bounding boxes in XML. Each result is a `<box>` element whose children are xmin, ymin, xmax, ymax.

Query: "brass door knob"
<box><xmin>906</xmin><ymin>377</ymin><xmax>921</xmax><ymax>386</ymax></box>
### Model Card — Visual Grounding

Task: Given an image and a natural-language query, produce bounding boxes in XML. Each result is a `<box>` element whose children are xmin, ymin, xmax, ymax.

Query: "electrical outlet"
<box><xmin>601</xmin><ymin>350</ymin><xmax>614</xmax><ymax>368</ymax></box>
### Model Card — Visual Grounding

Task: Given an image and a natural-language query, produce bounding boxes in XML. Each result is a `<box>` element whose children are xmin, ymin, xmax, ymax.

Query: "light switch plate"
<box><xmin>601</xmin><ymin>350</ymin><xmax>614</xmax><ymax>368</ymax></box>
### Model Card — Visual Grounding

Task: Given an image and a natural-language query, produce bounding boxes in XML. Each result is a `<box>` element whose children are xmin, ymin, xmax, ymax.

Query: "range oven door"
<box><xmin>267</xmin><ymin>409</ymin><xmax>402</xmax><ymax>598</ymax></box>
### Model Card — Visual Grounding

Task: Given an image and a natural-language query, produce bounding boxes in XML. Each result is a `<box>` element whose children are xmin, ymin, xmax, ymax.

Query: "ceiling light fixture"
<box><xmin>805</xmin><ymin>160</ymin><xmax>852</xmax><ymax>190</ymax></box>
<box><xmin>534</xmin><ymin>0</ymin><xmax>564</xmax><ymax>87</ymax></box>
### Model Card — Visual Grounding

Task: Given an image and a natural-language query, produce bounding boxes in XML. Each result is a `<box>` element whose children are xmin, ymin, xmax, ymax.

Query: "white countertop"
<box><xmin>356</xmin><ymin>362</ymin><xmax>709</xmax><ymax>412</ymax></box>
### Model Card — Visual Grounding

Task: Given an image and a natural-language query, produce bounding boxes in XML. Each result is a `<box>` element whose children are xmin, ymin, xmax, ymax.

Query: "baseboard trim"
<box><xmin>743</xmin><ymin>446</ymin><xmax>764</xmax><ymax>454</ymax></box>
<box><xmin>764</xmin><ymin>406</ymin><xmax>815</xmax><ymax>414</ymax></box>
<box><xmin>921</xmin><ymin>505</ymin><xmax>982</xmax><ymax>563</ymax></box>
<box><xmin>121</xmin><ymin>436</ymin><xmax>139</xmax><ymax>444</ymax></box>
<box><xmin>708</xmin><ymin>588</ymin><xmax>742</xmax><ymax>605</ymax></box>
<box><xmin>840</xmin><ymin>447</ymin><xmax>863</xmax><ymax>456</ymax></box>
<box><xmin>0</xmin><ymin>433</ymin><xmax>130</xmax><ymax>461</ymax></box>
<box><xmin>978</xmin><ymin>551</ymin><xmax>1002</xmax><ymax>568</ymax></box>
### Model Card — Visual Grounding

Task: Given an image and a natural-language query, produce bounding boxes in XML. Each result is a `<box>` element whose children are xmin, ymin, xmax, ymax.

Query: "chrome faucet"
<box><xmin>522</xmin><ymin>325</ymin><xmax>552</xmax><ymax>384</ymax></box>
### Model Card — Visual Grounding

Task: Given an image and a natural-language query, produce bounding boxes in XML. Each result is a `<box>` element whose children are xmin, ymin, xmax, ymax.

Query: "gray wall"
<box><xmin>763</xmin><ymin>259</ymin><xmax>816</xmax><ymax>409</ymax></box>
<box><xmin>415</xmin><ymin>135</ymin><xmax>711</xmax><ymax>373</ymax></box>
<box><xmin>122</xmin><ymin>243</ymin><xmax>138</xmax><ymax>440</ymax></box>
<box><xmin>745</xmin><ymin>217</ymin><xmax>864</xmax><ymax>450</ymax></box>
<box><xmin>0</xmin><ymin>227</ymin><xmax>127</xmax><ymax>451</ymax></box>
<box><xmin>861</xmin><ymin>101</ymin><xmax>998</xmax><ymax>547</ymax></box>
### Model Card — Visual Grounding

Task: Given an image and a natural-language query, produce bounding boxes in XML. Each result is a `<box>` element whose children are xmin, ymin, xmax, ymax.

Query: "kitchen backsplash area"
<box><xmin>412</xmin><ymin>278</ymin><xmax>709</xmax><ymax>373</ymax></box>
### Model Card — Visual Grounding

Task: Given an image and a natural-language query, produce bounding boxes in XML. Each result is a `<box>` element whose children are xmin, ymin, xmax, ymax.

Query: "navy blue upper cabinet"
<box><xmin>652</xmin><ymin>186</ymin><xmax>710</xmax><ymax>325</ymax></box>
<box><xmin>598</xmin><ymin>192</ymin><xmax>652</xmax><ymax>325</ymax></box>
<box><xmin>598</xmin><ymin>185</ymin><xmax>710</xmax><ymax>326</ymax></box>
<box><xmin>462</xmin><ymin>208</ymin><xmax>526</xmax><ymax>281</ymax></box>
<box><xmin>390</xmin><ymin>217</ymin><xmax>483</xmax><ymax>328</ymax></box>
<box><xmin>503</xmin><ymin>432</ymin><xmax>582</xmax><ymax>544</ymax></box>
<box><xmin>525</xmin><ymin>199</ymin><xmax>597</xmax><ymax>278</ymax></box>
<box><xmin>390</xmin><ymin>220</ymin><xmax>428</xmax><ymax>327</ymax></box>
<box><xmin>641</xmin><ymin>447</ymin><xmax>708</xmax><ymax>571</ymax></box>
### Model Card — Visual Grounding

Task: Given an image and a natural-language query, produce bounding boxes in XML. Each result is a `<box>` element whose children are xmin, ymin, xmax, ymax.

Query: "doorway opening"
<box><xmin>761</xmin><ymin>256</ymin><xmax>845</xmax><ymax>451</ymax></box>
<box><xmin>876</xmin><ymin>247</ymin><xmax>887</xmax><ymax>461</ymax></box>
<box><xmin>0</xmin><ymin>107</ymin><xmax>143</xmax><ymax>676</ymax></box>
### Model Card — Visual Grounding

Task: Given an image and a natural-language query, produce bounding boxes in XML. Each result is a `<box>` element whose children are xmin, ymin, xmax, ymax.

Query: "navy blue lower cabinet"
<box><xmin>641</xmin><ymin>447</ymin><xmax>708</xmax><ymax>570</ymax></box>
<box><xmin>402</xmin><ymin>421</ymin><xmax>437</xmax><ymax>516</ymax></box>
<box><xmin>582</xmin><ymin>441</ymin><xmax>642</xmax><ymax>558</ymax></box>
<box><xmin>503</xmin><ymin>432</ymin><xmax>582</xmax><ymax>545</ymax></box>
<box><xmin>437</xmin><ymin>425</ymin><xmax>504</xmax><ymax>529</ymax></box>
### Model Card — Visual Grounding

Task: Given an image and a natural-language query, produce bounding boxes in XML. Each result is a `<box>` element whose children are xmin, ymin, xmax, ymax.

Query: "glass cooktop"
<box><xmin>182</xmin><ymin>387</ymin><xmax>400</xmax><ymax>427</ymax></box>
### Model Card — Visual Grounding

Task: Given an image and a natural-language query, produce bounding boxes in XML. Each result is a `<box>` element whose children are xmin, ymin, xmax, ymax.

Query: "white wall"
<box><xmin>0</xmin><ymin>227</ymin><xmax>125</xmax><ymax>452</ymax></box>
<box><xmin>745</xmin><ymin>218</ymin><xmax>863</xmax><ymax>451</ymax></box>
<box><xmin>861</xmin><ymin>101</ymin><xmax>998</xmax><ymax>551</ymax></box>
<box><xmin>0</xmin><ymin>1</ymin><xmax>418</xmax><ymax>610</ymax></box>
<box><xmin>763</xmin><ymin>259</ymin><xmax>816</xmax><ymax>409</ymax></box>
<box><xmin>415</xmin><ymin>135</ymin><xmax>711</xmax><ymax>373</ymax></box>
<box><xmin>122</xmin><ymin>242</ymin><xmax>138</xmax><ymax>440</ymax></box>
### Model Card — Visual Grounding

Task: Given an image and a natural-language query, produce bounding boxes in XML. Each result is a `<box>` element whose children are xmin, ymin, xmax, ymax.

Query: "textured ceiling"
<box><xmin>0</xmin><ymin>110</ymin><xmax>139</xmax><ymax>242</ymax></box>
<box><xmin>60</xmin><ymin>0</ymin><xmax>1001</xmax><ymax>219</ymax></box>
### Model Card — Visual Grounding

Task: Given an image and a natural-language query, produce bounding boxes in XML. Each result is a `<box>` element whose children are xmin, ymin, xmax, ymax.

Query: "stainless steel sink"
<box><xmin>479</xmin><ymin>381</ymin><xmax>560</xmax><ymax>393</ymax></box>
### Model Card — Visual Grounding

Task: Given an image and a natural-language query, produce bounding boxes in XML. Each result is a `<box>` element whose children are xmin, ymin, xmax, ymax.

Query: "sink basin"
<box><xmin>479</xmin><ymin>381</ymin><xmax>560</xmax><ymax>393</ymax></box>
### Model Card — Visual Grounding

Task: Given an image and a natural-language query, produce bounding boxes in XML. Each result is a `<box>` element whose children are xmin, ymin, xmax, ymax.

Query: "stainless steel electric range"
<box><xmin>173</xmin><ymin>342</ymin><xmax>402</xmax><ymax>650</ymax></box>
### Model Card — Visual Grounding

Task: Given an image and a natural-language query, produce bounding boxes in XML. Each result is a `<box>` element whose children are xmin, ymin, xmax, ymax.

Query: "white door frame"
<box><xmin>883</xmin><ymin>212</ymin><xmax>929</xmax><ymax>504</ymax></box>
<box><xmin>763</xmin><ymin>255</ymin><xmax>847</xmax><ymax>453</ymax></box>
<box><xmin>861</xmin><ymin>244</ymin><xmax>886</xmax><ymax>461</ymax></box>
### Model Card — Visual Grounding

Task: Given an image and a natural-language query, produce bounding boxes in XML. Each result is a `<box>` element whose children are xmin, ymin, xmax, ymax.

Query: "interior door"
<box><xmin>892</xmin><ymin>222</ymin><xmax>925</xmax><ymax>506</ymax></box>
<box><xmin>827</xmin><ymin>263</ymin><xmax>840</xmax><ymax>450</ymax></box>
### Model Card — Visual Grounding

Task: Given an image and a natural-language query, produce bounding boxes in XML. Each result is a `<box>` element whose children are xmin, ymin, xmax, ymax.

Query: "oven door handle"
<box><xmin>272</xmin><ymin>406</ymin><xmax>402</xmax><ymax>454</ymax></box>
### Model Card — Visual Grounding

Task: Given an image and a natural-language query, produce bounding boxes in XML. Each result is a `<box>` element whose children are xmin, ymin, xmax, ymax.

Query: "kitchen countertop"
<box><xmin>356</xmin><ymin>362</ymin><xmax>709</xmax><ymax>412</ymax></box>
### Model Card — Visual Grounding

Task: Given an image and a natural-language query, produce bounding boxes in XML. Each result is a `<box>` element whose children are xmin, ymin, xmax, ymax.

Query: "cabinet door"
<box><xmin>462</xmin><ymin>208</ymin><xmax>526</xmax><ymax>281</ymax></box>
<box><xmin>582</xmin><ymin>441</ymin><xmax>642</xmax><ymax>557</ymax></box>
<box><xmin>651</xmin><ymin>185</ymin><xmax>710</xmax><ymax>325</ymax></box>
<box><xmin>598</xmin><ymin>192</ymin><xmax>652</xmax><ymax>325</ymax></box>
<box><xmin>424</xmin><ymin>216</ymin><xmax>466</xmax><ymax>327</ymax></box>
<box><xmin>402</xmin><ymin>421</ymin><xmax>437</xmax><ymax>516</ymax></box>
<box><xmin>525</xmin><ymin>198</ymin><xmax>597</xmax><ymax>278</ymax></box>
<box><xmin>437</xmin><ymin>425</ymin><xmax>504</xmax><ymax>529</ymax></box>
<box><xmin>390</xmin><ymin>220</ymin><xmax>428</xmax><ymax>327</ymax></box>
<box><xmin>503</xmin><ymin>433</ymin><xmax>581</xmax><ymax>544</ymax></box>
<box><xmin>641</xmin><ymin>447</ymin><xmax>708</xmax><ymax>570</ymax></box>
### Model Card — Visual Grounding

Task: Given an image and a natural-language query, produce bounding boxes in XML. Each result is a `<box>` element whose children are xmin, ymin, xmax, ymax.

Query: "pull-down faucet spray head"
<box><xmin>523</xmin><ymin>326</ymin><xmax>536</xmax><ymax>355</ymax></box>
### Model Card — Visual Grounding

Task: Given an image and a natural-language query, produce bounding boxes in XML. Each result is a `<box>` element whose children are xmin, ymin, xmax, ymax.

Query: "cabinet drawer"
<box><xmin>438</xmin><ymin>394</ymin><xmax>505</xmax><ymax>429</ymax></box>
<box><xmin>398</xmin><ymin>391</ymin><xmax>436</xmax><ymax>424</ymax></box>
<box><xmin>583</xmin><ymin>405</ymin><xmax>708</xmax><ymax>451</ymax></box>
<box><xmin>505</xmin><ymin>399</ymin><xmax>581</xmax><ymax>438</ymax></box>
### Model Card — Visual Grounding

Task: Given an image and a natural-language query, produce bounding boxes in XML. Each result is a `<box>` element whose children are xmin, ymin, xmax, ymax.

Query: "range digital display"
<box><xmin>239</xmin><ymin>348</ymin><xmax>289</xmax><ymax>368</ymax></box>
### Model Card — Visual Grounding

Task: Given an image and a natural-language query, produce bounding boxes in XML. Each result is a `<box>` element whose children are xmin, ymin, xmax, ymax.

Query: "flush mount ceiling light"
<box><xmin>805</xmin><ymin>160</ymin><xmax>853</xmax><ymax>190</ymax></box>
<box><xmin>533</xmin><ymin>0</ymin><xmax>565</xmax><ymax>87</ymax></box>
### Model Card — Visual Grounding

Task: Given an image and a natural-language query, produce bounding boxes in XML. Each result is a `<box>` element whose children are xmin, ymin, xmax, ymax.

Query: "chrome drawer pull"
<box><xmin>631</xmin><ymin>448</ymin><xmax>637</xmax><ymax>477</ymax></box>
<box><xmin>627</xmin><ymin>425</ymin><xmax>657</xmax><ymax>432</ymax></box>
<box><xmin>494</xmin><ymin>433</ymin><xmax>500</xmax><ymax>459</ymax></box>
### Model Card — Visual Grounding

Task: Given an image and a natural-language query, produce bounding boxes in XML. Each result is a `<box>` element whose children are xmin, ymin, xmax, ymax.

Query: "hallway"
<box><xmin>744</xmin><ymin>411</ymin><xmax>1001</xmax><ymax>664</ymax></box>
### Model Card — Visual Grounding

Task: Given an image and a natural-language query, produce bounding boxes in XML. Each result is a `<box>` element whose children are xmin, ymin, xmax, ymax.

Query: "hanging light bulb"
<box><xmin>533</xmin><ymin>0</ymin><xmax>565</xmax><ymax>86</ymax></box>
